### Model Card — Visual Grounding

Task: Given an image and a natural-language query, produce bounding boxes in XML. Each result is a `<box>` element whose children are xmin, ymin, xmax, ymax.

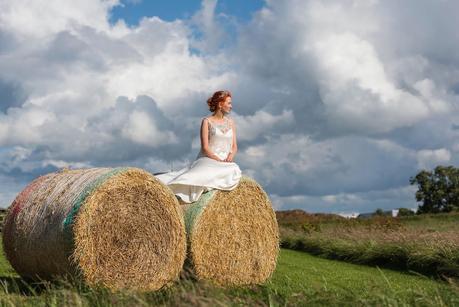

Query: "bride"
<box><xmin>155</xmin><ymin>90</ymin><xmax>242</xmax><ymax>203</ymax></box>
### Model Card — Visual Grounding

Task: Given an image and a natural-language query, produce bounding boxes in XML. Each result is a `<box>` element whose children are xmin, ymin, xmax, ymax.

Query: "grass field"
<box><xmin>278</xmin><ymin>211</ymin><xmax>459</xmax><ymax>278</ymax></box>
<box><xmin>0</xmin><ymin>240</ymin><xmax>458</xmax><ymax>306</ymax></box>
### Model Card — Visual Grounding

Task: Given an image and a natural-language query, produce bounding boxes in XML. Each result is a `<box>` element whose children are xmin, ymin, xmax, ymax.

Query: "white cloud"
<box><xmin>271</xmin><ymin>185</ymin><xmax>417</xmax><ymax>214</ymax></box>
<box><xmin>0</xmin><ymin>0</ymin><xmax>119</xmax><ymax>39</ymax></box>
<box><xmin>0</xmin><ymin>0</ymin><xmax>458</xmax><ymax>213</ymax></box>
<box><xmin>121</xmin><ymin>111</ymin><xmax>177</xmax><ymax>146</ymax></box>
<box><xmin>235</xmin><ymin>0</ymin><xmax>459</xmax><ymax>136</ymax></box>
<box><xmin>0</xmin><ymin>0</ymin><xmax>234</xmax><ymax>158</ymax></box>
<box><xmin>237</xmin><ymin>134</ymin><xmax>419</xmax><ymax>200</ymax></box>
<box><xmin>190</xmin><ymin>0</ymin><xmax>226</xmax><ymax>53</ymax></box>
<box><xmin>314</xmin><ymin>32</ymin><xmax>430</xmax><ymax>132</ymax></box>
<box><xmin>233</xmin><ymin>109</ymin><xmax>294</xmax><ymax>141</ymax></box>
<box><xmin>416</xmin><ymin>148</ymin><xmax>451</xmax><ymax>170</ymax></box>
<box><xmin>413</xmin><ymin>78</ymin><xmax>450</xmax><ymax>113</ymax></box>
<box><xmin>0</xmin><ymin>106</ymin><xmax>56</xmax><ymax>145</ymax></box>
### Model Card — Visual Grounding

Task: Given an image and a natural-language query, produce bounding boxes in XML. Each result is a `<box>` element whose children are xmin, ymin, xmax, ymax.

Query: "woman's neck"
<box><xmin>213</xmin><ymin>110</ymin><xmax>225</xmax><ymax>119</ymax></box>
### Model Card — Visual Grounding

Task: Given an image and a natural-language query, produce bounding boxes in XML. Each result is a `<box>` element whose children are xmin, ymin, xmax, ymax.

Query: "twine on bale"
<box><xmin>2</xmin><ymin>167</ymin><xmax>186</xmax><ymax>291</ymax></box>
<box><xmin>182</xmin><ymin>176</ymin><xmax>279</xmax><ymax>286</ymax></box>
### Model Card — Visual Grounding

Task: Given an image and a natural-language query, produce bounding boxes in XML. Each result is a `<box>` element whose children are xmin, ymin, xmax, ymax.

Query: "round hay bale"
<box><xmin>182</xmin><ymin>175</ymin><xmax>279</xmax><ymax>286</ymax></box>
<box><xmin>2</xmin><ymin>167</ymin><xmax>186</xmax><ymax>291</ymax></box>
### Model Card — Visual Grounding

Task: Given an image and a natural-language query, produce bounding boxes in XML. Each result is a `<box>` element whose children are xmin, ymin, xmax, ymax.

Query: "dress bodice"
<box><xmin>198</xmin><ymin>116</ymin><xmax>233</xmax><ymax>160</ymax></box>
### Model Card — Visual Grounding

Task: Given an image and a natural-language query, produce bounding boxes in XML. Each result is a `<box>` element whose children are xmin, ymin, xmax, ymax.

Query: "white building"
<box><xmin>337</xmin><ymin>212</ymin><xmax>359</xmax><ymax>219</ymax></box>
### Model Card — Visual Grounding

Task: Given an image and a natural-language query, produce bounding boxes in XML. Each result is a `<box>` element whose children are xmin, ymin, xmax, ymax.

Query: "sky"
<box><xmin>0</xmin><ymin>0</ymin><xmax>458</xmax><ymax>213</ymax></box>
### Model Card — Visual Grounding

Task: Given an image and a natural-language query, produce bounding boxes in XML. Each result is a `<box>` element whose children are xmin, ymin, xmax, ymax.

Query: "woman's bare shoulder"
<box><xmin>201</xmin><ymin>117</ymin><xmax>211</xmax><ymax>127</ymax></box>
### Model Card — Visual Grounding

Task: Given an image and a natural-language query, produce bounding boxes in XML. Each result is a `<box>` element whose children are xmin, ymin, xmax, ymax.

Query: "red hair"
<box><xmin>207</xmin><ymin>90</ymin><xmax>232</xmax><ymax>112</ymax></box>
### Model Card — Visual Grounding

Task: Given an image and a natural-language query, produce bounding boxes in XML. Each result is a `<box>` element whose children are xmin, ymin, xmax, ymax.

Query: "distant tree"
<box><xmin>375</xmin><ymin>208</ymin><xmax>384</xmax><ymax>216</ymax></box>
<box><xmin>398</xmin><ymin>208</ymin><xmax>415</xmax><ymax>216</ymax></box>
<box><xmin>409</xmin><ymin>165</ymin><xmax>459</xmax><ymax>214</ymax></box>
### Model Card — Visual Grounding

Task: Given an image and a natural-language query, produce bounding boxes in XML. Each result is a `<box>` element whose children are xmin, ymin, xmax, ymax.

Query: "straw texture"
<box><xmin>2</xmin><ymin>167</ymin><xmax>186</xmax><ymax>291</ymax></box>
<box><xmin>182</xmin><ymin>176</ymin><xmax>279</xmax><ymax>286</ymax></box>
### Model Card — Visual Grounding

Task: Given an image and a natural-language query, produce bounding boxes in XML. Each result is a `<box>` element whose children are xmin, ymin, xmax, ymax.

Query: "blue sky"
<box><xmin>0</xmin><ymin>0</ymin><xmax>458</xmax><ymax>213</ymax></box>
<box><xmin>109</xmin><ymin>0</ymin><xmax>264</xmax><ymax>25</ymax></box>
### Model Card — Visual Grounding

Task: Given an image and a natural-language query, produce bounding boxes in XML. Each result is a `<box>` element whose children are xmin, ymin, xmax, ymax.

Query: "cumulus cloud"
<box><xmin>190</xmin><ymin>0</ymin><xmax>225</xmax><ymax>53</ymax></box>
<box><xmin>233</xmin><ymin>109</ymin><xmax>294</xmax><ymax>141</ymax></box>
<box><xmin>271</xmin><ymin>185</ymin><xmax>418</xmax><ymax>213</ymax></box>
<box><xmin>234</xmin><ymin>0</ymin><xmax>458</xmax><ymax>135</ymax></box>
<box><xmin>0</xmin><ymin>0</ymin><xmax>118</xmax><ymax>38</ymax></box>
<box><xmin>314</xmin><ymin>32</ymin><xmax>429</xmax><ymax>133</ymax></box>
<box><xmin>237</xmin><ymin>135</ymin><xmax>417</xmax><ymax>197</ymax></box>
<box><xmin>0</xmin><ymin>0</ymin><xmax>458</xmax><ymax>214</ymax></box>
<box><xmin>416</xmin><ymin>148</ymin><xmax>451</xmax><ymax>170</ymax></box>
<box><xmin>0</xmin><ymin>0</ymin><xmax>233</xmax><ymax>206</ymax></box>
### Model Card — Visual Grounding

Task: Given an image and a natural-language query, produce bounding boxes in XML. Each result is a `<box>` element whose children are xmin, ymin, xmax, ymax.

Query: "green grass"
<box><xmin>0</xmin><ymin>247</ymin><xmax>458</xmax><ymax>306</ymax></box>
<box><xmin>269</xmin><ymin>249</ymin><xmax>459</xmax><ymax>305</ymax></box>
<box><xmin>400</xmin><ymin>212</ymin><xmax>459</xmax><ymax>231</ymax></box>
<box><xmin>279</xmin><ymin>212</ymin><xmax>459</xmax><ymax>278</ymax></box>
<box><xmin>0</xmin><ymin>250</ymin><xmax>14</xmax><ymax>278</ymax></box>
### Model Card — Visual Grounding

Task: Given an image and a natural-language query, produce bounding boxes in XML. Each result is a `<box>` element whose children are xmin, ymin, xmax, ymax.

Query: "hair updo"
<box><xmin>207</xmin><ymin>90</ymin><xmax>232</xmax><ymax>113</ymax></box>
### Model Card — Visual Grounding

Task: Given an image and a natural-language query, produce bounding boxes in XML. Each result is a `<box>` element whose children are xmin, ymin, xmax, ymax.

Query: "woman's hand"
<box><xmin>224</xmin><ymin>153</ymin><xmax>234</xmax><ymax>162</ymax></box>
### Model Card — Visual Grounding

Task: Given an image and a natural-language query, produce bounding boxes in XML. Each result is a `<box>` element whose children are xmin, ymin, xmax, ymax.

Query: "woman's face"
<box><xmin>219</xmin><ymin>96</ymin><xmax>232</xmax><ymax>114</ymax></box>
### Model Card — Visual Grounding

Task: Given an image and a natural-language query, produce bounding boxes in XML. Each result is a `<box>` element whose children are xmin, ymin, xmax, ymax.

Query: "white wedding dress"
<box><xmin>155</xmin><ymin>116</ymin><xmax>242</xmax><ymax>203</ymax></box>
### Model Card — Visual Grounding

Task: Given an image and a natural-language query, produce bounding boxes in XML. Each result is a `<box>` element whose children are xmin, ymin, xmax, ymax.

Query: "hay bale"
<box><xmin>182</xmin><ymin>176</ymin><xmax>279</xmax><ymax>286</ymax></box>
<box><xmin>2</xmin><ymin>167</ymin><xmax>186</xmax><ymax>291</ymax></box>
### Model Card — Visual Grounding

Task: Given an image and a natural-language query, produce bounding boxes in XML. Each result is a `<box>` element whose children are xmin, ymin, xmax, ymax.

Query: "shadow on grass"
<box><xmin>0</xmin><ymin>274</ymin><xmax>52</xmax><ymax>296</ymax></box>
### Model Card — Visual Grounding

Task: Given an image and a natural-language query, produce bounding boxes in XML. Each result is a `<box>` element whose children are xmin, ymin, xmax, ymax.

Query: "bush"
<box><xmin>301</xmin><ymin>222</ymin><xmax>321</xmax><ymax>234</ymax></box>
<box><xmin>398</xmin><ymin>208</ymin><xmax>415</xmax><ymax>216</ymax></box>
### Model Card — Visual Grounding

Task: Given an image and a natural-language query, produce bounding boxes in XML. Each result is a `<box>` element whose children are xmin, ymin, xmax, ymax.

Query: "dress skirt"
<box><xmin>155</xmin><ymin>156</ymin><xmax>242</xmax><ymax>203</ymax></box>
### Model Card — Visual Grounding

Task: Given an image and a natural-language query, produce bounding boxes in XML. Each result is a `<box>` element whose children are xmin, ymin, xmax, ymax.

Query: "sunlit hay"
<box><xmin>73</xmin><ymin>168</ymin><xmax>187</xmax><ymax>291</ymax></box>
<box><xmin>2</xmin><ymin>167</ymin><xmax>186</xmax><ymax>291</ymax></box>
<box><xmin>182</xmin><ymin>176</ymin><xmax>279</xmax><ymax>286</ymax></box>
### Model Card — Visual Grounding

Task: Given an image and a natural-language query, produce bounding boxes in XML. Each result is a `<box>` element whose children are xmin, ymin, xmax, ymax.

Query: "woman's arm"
<box><xmin>200</xmin><ymin>118</ymin><xmax>223</xmax><ymax>161</ymax></box>
<box><xmin>224</xmin><ymin>118</ymin><xmax>238</xmax><ymax>162</ymax></box>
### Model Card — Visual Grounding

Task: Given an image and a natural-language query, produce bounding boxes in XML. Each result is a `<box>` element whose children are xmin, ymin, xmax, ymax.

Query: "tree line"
<box><xmin>410</xmin><ymin>165</ymin><xmax>459</xmax><ymax>214</ymax></box>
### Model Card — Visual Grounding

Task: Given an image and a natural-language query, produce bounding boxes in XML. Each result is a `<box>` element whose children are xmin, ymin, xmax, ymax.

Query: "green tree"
<box><xmin>375</xmin><ymin>208</ymin><xmax>384</xmax><ymax>215</ymax></box>
<box><xmin>398</xmin><ymin>208</ymin><xmax>415</xmax><ymax>216</ymax></box>
<box><xmin>409</xmin><ymin>165</ymin><xmax>459</xmax><ymax>213</ymax></box>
